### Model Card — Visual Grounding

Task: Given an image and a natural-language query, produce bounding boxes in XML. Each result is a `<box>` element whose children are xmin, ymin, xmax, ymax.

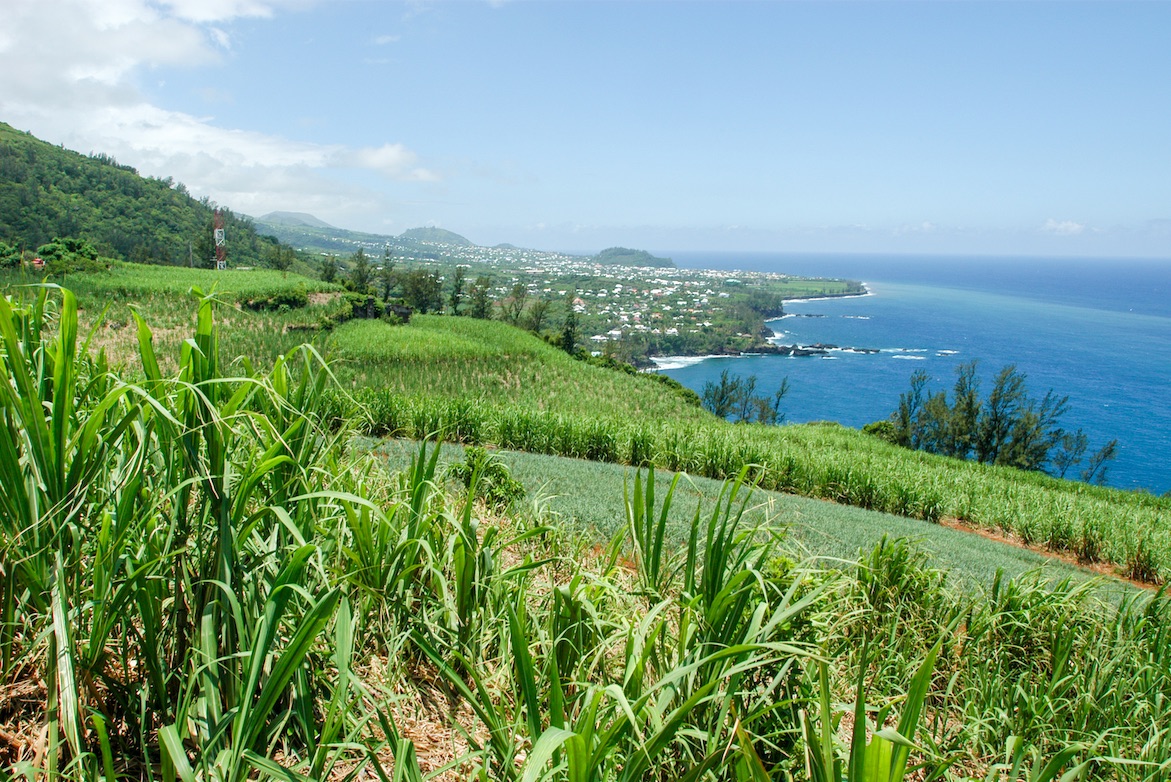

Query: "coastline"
<box><xmin>647</xmin><ymin>354</ymin><xmax>741</xmax><ymax>372</ymax></box>
<box><xmin>645</xmin><ymin>284</ymin><xmax>873</xmax><ymax>370</ymax></box>
<box><xmin>780</xmin><ymin>285</ymin><xmax>873</xmax><ymax>305</ymax></box>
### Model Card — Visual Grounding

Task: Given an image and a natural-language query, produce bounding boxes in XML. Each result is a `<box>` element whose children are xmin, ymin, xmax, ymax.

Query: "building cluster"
<box><xmin>422</xmin><ymin>241</ymin><xmax>792</xmax><ymax>343</ymax></box>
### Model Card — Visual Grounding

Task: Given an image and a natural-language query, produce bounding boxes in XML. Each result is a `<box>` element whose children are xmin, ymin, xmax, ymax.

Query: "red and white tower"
<box><xmin>213</xmin><ymin>209</ymin><xmax>227</xmax><ymax>270</ymax></box>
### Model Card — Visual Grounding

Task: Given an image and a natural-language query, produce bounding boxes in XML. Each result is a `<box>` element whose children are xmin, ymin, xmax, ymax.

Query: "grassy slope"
<box><xmin>4</xmin><ymin>275</ymin><xmax>1168</xmax><ymax>778</ymax></box>
<box><xmin>374</xmin><ymin>439</ymin><xmax>1126</xmax><ymax>597</ymax></box>
<box><xmin>3</xmin><ymin>263</ymin><xmax>343</xmax><ymax>372</ymax></box>
<box><xmin>17</xmin><ymin>271</ymin><xmax>1167</xmax><ymax>585</ymax></box>
<box><xmin>329</xmin><ymin>315</ymin><xmax>711</xmax><ymax>422</ymax></box>
<box><xmin>338</xmin><ymin>315</ymin><xmax>1171</xmax><ymax>584</ymax></box>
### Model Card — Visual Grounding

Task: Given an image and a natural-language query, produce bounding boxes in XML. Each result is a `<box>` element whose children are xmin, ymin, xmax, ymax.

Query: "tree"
<box><xmin>35</xmin><ymin>236</ymin><xmax>104</xmax><ymax>273</ymax></box>
<box><xmin>751</xmin><ymin>377</ymin><xmax>790</xmax><ymax>425</ymax></box>
<box><xmin>916</xmin><ymin>390</ymin><xmax>953</xmax><ymax>455</ymax></box>
<box><xmin>468</xmin><ymin>275</ymin><xmax>494</xmax><ymax>319</ymax></box>
<box><xmin>947</xmin><ymin>361</ymin><xmax>981</xmax><ymax>459</ymax></box>
<box><xmin>0</xmin><ymin>241</ymin><xmax>22</xmax><ymax>268</ymax></box>
<box><xmin>501</xmin><ymin>281</ymin><xmax>529</xmax><ymax>325</ymax></box>
<box><xmin>378</xmin><ymin>264</ymin><xmax>397</xmax><ymax>302</ymax></box>
<box><xmin>266</xmin><ymin>242</ymin><xmax>295</xmax><ymax>274</ymax></box>
<box><xmin>377</xmin><ymin>247</ymin><xmax>397</xmax><ymax>300</ymax></box>
<box><xmin>886</xmin><ymin>361</ymin><xmax>1109</xmax><ymax>482</ymax></box>
<box><xmin>193</xmin><ymin>217</ymin><xmax>216</xmax><ymax>268</ymax></box>
<box><xmin>1001</xmin><ymin>389</ymin><xmax>1068</xmax><ymax>471</ymax></box>
<box><xmin>348</xmin><ymin>248</ymin><xmax>372</xmax><ymax>294</ymax></box>
<box><xmin>449</xmin><ymin>265</ymin><xmax>467</xmax><ymax>314</ymax></box>
<box><xmin>1052</xmin><ymin>430</ymin><xmax>1089</xmax><ymax>478</ymax></box>
<box><xmin>734</xmin><ymin>375</ymin><xmax>758</xmax><ymax>423</ymax></box>
<box><xmin>401</xmin><ymin>268</ymin><xmax>443</xmax><ymax>313</ymax></box>
<box><xmin>701</xmin><ymin>370</ymin><xmax>742</xmax><ymax>419</ymax></box>
<box><xmin>524</xmin><ymin>297</ymin><xmax>553</xmax><ymax>333</ymax></box>
<box><xmin>319</xmin><ymin>255</ymin><xmax>338</xmax><ymax>283</ymax></box>
<box><xmin>893</xmin><ymin>370</ymin><xmax>929</xmax><ymax>448</ymax></box>
<box><xmin>1081</xmin><ymin>439</ymin><xmax>1118</xmax><ymax>485</ymax></box>
<box><xmin>975</xmin><ymin>365</ymin><xmax>1028</xmax><ymax>465</ymax></box>
<box><xmin>559</xmin><ymin>291</ymin><xmax>579</xmax><ymax>353</ymax></box>
<box><xmin>701</xmin><ymin>370</ymin><xmax>788</xmax><ymax>424</ymax></box>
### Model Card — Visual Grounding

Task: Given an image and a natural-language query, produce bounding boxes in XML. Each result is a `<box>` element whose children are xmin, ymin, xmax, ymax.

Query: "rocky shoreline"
<box><xmin>749</xmin><ymin>342</ymin><xmax>880</xmax><ymax>357</ymax></box>
<box><xmin>648</xmin><ymin>340</ymin><xmax>880</xmax><ymax>368</ymax></box>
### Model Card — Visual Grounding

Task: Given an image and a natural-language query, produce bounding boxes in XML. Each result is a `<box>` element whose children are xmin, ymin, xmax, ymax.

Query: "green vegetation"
<box><xmin>2</xmin><ymin>125</ymin><xmax>1169</xmax><ymax>776</ymax></box>
<box><xmin>318</xmin><ymin>314</ymin><xmax>1170</xmax><ymax>584</ymax></box>
<box><xmin>446</xmin><ymin>445</ymin><xmax>527</xmax><ymax>510</ymax></box>
<box><xmin>400</xmin><ymin>226</ymin><xmax>474</xmax><ymax>246</ymax></box>
<box><xmin>1</xmin><ymin>285</ymin><xmax>1169</xmax><ymax>779</ymax></box>
<box><xmin>877</xmin><ymin>361</ymin><xmax>1119</xmax><ymax>483</ymax></box>
<box><xmin>0</xmin><ymin>117</ymin><xmax>862</xmax><ymax>364</ymax></box>
<box><xmin>329</xmin><ymin>315</ymin><xmax>708</xmax><ymax>421</ymax></box>
<box><xmin>373</xmin><ymin>440</ymin><xmax>1122</xmax><ymax>593</ymax></box>
<box><xmin>702</xmin><ymin>368</ymin><xmax>791</xmax><ymax>424</ymax></box>
<box><xmin>593</xmin><ymin>246</ymin><xmax>674</xmax><ymax>268</ymax></box>
<box><xmin>0</xmin><ymin>121</ymin><xmax>300</xmax><ymax>269</ymax></box>
<box><xmin>4</xmin><ymin>266</ymin><xmax>1166</xmax><ymax>587</ymax></box>
<box><xmin>257</xmin><ymin>210</ymin><xmax>335</xmax><ymax>229</ymax></box>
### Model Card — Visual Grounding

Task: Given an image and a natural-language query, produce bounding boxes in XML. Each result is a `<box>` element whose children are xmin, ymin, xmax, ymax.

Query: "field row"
<box><xmin>343</xmin><ymin>390</ymin><xmax>1171</xmax><ymax>584</ymax></box>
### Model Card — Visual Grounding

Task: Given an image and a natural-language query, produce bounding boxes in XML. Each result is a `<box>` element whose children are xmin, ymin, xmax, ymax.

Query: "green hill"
<box><xmin>257</xmin><ymin>210</ymin><xmax>335</xmax><ymax>229</ymax></box>
<box><xmin>328</xmin><ymin>315</ymin><xmax>707</xmax><ymax>422</ymax></box>
<box><xmin>249</xmin><ymin>220</ymin><xmax>475</xmax><ymax>256</ymax></box>
<box><xmin>400</xmin><ymin>226</ymin><xmax>474</xmax><ymax>246</ymax></box>
<box><xmin>251</xmin><ymin>215</ymin><xmax>401</xmax><ymax>255</ymax></box>
<box><xmin>594</xmin><ymin>246</ymin><xmax>674</xmax><ymax>267</ymax></box>
<box><xmin>0</xmin><ymin>121</ymin><xmax>282</xmax><ymax>268</ymax></box>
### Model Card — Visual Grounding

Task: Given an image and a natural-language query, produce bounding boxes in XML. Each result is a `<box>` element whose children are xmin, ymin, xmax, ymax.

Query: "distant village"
<box><xmin>376</xmin><ymin>240</ymin><xmax>816</xmax><ymax>353</ymax></box>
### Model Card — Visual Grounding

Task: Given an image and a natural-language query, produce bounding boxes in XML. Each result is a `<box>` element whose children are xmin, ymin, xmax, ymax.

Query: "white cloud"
<box><xmin>1041</xmin><ymin>219</ymin><xmax>1086</xmax><ymax>236</ymax></box>
<box><xmin>338</xmin><ymin>144</ymin><xmax>439</xmax><ymax>182</ymax></box>
<box><xmin>0</xmin><ymin>0</ymin><xmax>435</xmax><ymax>223</ymax></box>
<box><xmin>208</xmin><ymin>26</ymin><xmax>232</xmax><ymax>49</ymax></box>
<box><xmin>159</xmin><ymin>0</ymin><xmax>310</xmax><ymax>24</ymax></box>
<box><xmin>374</xmin><ymin>34</ymin><xmax>401</xmax><ymax>45</ymax></box>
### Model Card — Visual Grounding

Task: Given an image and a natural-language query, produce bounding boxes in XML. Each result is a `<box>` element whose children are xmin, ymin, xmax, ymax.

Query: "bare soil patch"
<box><xmin>937</xmin><ymin>516</ymin><xmax>1158</xmax><ymax>591</ymax></box>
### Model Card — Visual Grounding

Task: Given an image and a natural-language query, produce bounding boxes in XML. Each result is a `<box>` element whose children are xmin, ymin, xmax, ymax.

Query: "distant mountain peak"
<box><xmin>259</xmin><ymin>211</ymin><xmax>335</xmax><ymax>229</ymax></box>
<box><xmin>594</xmin><ymin>247</ymin><xmax>674</xmax><ymax>268</ymax></box>
<box><xmin>400</xmin><ymin>226</ymin><xmax>474</xmax><ymax>246</ymax></box>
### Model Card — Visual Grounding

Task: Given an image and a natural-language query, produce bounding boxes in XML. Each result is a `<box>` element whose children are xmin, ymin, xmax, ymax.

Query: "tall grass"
<box><xmin>12</xmin><ymin>275</ymin><xmax>1166</xmax><ymax>584</ymax></box>
<box><xmin>3</xmin><ymin>284</ymin><xmax>1170</xmax><ymax>781</ymax></box>
<box><xmin>0</xmin><ymin>285</ymin><xmax>371</xmax><ymax>777</ymax></box>
<box><xmin>344</xmin><ymin>386</ymin><xmax>1171</xmax><ymax>584</ymax></box>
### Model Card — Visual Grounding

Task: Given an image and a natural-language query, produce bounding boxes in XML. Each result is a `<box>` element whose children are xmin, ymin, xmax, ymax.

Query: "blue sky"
<box><xmin>2</xmin><ymin>0</ymin><xmax>1169</xmax><ymax>256</ymax></box>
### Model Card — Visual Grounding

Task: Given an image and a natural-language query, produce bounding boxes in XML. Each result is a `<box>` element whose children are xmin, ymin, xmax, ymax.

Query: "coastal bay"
<box><xmin>660</xmin><ymin>253</ymin><xmax>1171</xmax><ymax>494</ymax></box>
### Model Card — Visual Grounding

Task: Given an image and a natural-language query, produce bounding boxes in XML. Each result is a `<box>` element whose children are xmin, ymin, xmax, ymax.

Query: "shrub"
<box><xmin>862</xmin><ymin>419</ymin><xmax>900</xmax><ymax>444</ymax></box>
<box><xmin>35</xmin><ymin>236</ymin><xmax>108</xmax><ymax>273</ymax></box>
<box><xmin>239</xmin><ymin>282</ymin><xmax>309</xmax><ymax>311</ymax></box>
<box><xmin>447</xmin><ymin>446</ymin><xmax>526</xmax><ymax>510</ymax></box>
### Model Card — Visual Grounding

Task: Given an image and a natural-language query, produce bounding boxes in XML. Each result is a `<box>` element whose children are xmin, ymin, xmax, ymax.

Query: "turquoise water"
<box><xmin>662</xmin><ymin>253</ymin><xmax>1171</xmax><ymax>494</ymax></box>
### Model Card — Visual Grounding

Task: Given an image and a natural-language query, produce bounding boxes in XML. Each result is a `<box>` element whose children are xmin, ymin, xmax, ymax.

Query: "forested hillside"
<box><xmin>0</xmin><ymin>121</ymin><xmax>279</xmax><ymax>267</ymax></box>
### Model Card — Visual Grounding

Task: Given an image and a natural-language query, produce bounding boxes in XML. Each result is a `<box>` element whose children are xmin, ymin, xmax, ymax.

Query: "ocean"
<box><xmin>660</xmin><ymin>252</ymin><xmax>1171</xmax><ymax>495</ymax></box>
